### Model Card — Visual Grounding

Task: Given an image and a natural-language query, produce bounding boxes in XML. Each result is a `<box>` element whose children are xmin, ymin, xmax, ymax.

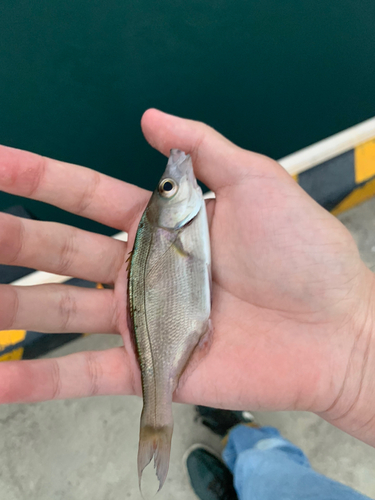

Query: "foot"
<box><xmin>183</xmin><ymin>444</ymin><xmax>238</xmax><ymax>500</ymax></box>
<box><xmin>195</xmin><ymin>406</ymin><xmax>255</xmax><ymax>437</ymax></box>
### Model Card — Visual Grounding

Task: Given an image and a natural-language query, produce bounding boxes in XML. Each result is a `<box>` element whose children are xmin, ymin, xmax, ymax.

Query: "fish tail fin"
<box><xmin>138</xmin><ymin>424</ymin><xmax>173</xmax><ymax>493</ymax></box>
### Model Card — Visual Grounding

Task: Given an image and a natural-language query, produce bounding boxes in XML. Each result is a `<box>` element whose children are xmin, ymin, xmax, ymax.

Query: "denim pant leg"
<box><xmin>222</xmin><ymin>425</ymin><xmax>369</xmax><ymax>500</ymax></box>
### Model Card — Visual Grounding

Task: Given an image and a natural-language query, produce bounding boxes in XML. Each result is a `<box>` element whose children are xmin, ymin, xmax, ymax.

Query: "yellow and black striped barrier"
<box><xmin>1</xmin><ymin>118</ymin><xmax>375</xmax><ymax>362</ymax></box>
<box><xmin>279</xmin><ymin>117</ymin><xmax>375</xmax><ymax>214</ymax></box>
<box><xmin>293</xmin><ymin>136</ymin><xmax>375</xmax><ymax>215</ymax></box>
<box><xmin>0</xmin><ymin>330</ymin><xmax>26</xmax><ymax>361</ymax></box>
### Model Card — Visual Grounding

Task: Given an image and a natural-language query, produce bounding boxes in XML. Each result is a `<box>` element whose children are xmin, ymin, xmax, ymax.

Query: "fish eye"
<box><xmin>159</xmin><ymin>178</ymin><xmax>178</xmax><ymax>198</ymax></box>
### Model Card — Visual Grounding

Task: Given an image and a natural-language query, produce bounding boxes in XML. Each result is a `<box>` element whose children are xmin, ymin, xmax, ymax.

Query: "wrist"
<box><xmin>318</xmin><ymin>267</ymin><xmax>375</xmax><ymax>445</ymax></box>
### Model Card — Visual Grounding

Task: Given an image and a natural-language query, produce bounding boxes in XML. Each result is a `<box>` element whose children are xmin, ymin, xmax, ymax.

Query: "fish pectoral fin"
<box><xmin>172</xmin><ymin>237</ymin><xmax>190</xmax><ymax>257</ymax></box>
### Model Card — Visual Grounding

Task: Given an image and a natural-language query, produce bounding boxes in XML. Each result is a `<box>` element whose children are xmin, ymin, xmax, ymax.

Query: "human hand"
<box><xmin>0</xmin><ymin>110</ymin><xmax>374</xmax><ymax>447</ymax></box>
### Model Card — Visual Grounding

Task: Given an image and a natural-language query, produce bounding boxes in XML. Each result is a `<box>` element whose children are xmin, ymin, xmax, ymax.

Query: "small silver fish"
<box><xmin>127</xmin><ymin>149</ymin><xmax>211</xmax><ymax>492</ymax></box>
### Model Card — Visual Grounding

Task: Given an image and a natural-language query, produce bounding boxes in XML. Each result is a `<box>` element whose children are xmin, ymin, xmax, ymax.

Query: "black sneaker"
<box><xmin>183</xmin><ymin>444</ymin><xmax>238</xmax><ymax>500</ymax></box>
<box><xmin>195</xmin><ymin>406</ymin><xmax>255</xmax><ymax>437</ymax></box>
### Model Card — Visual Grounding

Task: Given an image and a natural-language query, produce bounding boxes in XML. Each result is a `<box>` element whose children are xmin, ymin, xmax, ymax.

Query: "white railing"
<box><xmin>279</xmin><ymin>116</ymin><xmax>375</xmax><ymax>176</ymax></box>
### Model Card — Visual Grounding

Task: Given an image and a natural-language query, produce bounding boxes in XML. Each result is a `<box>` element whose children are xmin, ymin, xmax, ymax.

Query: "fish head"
<box><xmin>147</xmin><ymin>149</ymin><xmax>203</xmax><ymax>230</ymax></box>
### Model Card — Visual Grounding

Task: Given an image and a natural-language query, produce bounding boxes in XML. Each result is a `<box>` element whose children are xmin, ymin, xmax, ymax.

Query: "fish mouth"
<box><xmin>169</xmin><ymin>149</ymin><xmax>187</xmax><ymax>165</ymax></box>
<box><xmin>167</xmin><ymin>149</ymin><xmax>198</xmax><ymax>189</ymax></box>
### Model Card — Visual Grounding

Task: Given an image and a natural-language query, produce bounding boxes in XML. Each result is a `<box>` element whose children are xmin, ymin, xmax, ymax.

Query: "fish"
<box><xmin>127</xmin><ymin>149</ymin><xmax>211</xmax><ymax>492</ymax></box>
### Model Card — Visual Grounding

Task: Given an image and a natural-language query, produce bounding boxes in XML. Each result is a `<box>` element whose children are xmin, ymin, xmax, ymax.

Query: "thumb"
<box><xmin>140</xmin><ymin>109</ymin><xmax>275</xmax><ymax>192</ymax></box>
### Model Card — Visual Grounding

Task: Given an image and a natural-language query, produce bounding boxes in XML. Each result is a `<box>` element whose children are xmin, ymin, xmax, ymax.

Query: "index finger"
<box><xmin>0</xmin><ymin>145</ymin><xmax>150</xmax><ymax>231</ymax></box>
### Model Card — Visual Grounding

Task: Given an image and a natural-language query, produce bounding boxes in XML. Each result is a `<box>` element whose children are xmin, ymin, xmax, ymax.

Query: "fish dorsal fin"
<box><xmin>126</xmin><ymin>249</ymin><xmax>133</xmax><ymax>273</ymax></box>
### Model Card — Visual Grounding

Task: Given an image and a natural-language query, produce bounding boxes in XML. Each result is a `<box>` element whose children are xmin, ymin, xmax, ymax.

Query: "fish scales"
<box><xmin>128</xmin><ymin>150</ymin><xmax>211</xmax><ymax>493</ymax></box>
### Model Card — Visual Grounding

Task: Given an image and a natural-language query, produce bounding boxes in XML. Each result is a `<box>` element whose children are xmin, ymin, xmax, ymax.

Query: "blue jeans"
<box><xmin>222</xmin><ymin>425</ymin><xmax>369</xmax><ymax>500</ymax></box>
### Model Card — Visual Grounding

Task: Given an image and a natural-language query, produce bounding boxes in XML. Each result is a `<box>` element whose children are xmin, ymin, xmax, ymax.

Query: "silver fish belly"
<box><xmin>128</xmin><ymin>150</ymin><xmax>211</xmax><ymax>492</ymax></box>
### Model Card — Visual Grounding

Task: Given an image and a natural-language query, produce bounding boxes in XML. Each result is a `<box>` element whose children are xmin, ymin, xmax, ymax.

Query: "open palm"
<box><xmin>0</xmin><ymin>109</ymin><xmax>374</xmax><ymax>444</ymax></box>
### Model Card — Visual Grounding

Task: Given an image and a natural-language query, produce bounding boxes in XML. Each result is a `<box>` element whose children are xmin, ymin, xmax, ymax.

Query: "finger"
<box><xmin>0</xmin><ymin>212</ymin><xmax>127</xmax><ymax>284</ymax></box>
<box><xmin>0</xmin><ymin>145</ymin><xmax>150</xmax><ymax>231</ymax></box>
<box><xmin>0</xmin><ymin>284</ymin><xmax>117</xmax><ymax>333</ymax></box>
<box><xmin>0</xmin><ymin>347</ymin><xmax>139</xmax><ymax>404</ymax></box>
<box><xmin>141</xmin><ymin>108</ymin><xmax>275</xmax><ymax>191</ymax></box>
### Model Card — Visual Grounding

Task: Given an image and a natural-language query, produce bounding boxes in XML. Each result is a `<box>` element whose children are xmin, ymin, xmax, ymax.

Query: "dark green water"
<box><xmin>0</xmin><ymin>0</ymin><xmax>374</xmax><ymax>235</ymax></box>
